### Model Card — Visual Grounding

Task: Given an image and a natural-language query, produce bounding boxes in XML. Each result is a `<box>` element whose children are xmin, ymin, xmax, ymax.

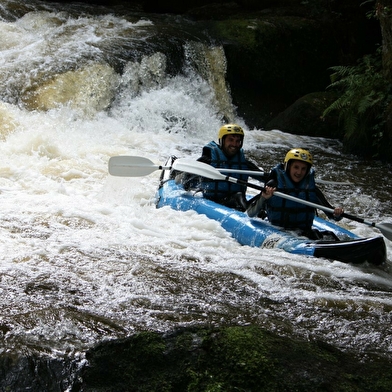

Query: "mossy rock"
<box><xmin>80</xmin><ymin>325</ymin><xmax>392</xmax><ymax>391</ymax></box>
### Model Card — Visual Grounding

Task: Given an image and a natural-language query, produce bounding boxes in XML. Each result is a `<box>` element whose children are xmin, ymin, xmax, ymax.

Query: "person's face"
<box><xmin>288</xmin><ymin>160</ymin><xmax>309</xmax><ymax>183</ymax></box>
<box><xmin>222</xmin><ymin>134</ymin><xmax>242</xmax><ymax>158</ymax></box>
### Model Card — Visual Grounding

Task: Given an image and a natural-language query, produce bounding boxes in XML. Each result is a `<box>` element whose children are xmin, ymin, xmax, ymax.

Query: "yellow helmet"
<box><xmin>218</xmin><ymin>124</ymin><xmax>244</xmax><ymax>147</ymax></box>
<box><xmin>284</xmin><ymin>148</ymin><xmax>313</xmax><ymax>166</ymax></box>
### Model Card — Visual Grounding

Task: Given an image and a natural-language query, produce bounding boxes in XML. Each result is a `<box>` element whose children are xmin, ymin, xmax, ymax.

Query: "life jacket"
<box><xmin>266</xmin><ymin>163</ymin><xmax>317</xmax><ymax>230</ymax></box>
<box><xmin>201</xmin><ymin>141</ymin><xmax>249</xmax><ymax>201</ymax></box>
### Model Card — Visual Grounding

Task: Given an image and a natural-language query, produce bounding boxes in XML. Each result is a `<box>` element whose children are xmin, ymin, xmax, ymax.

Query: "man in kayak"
<box><xmin>175</xmin><ymin>123</ymin><xmax>266</xmax><ymax>211</ymax></box>
<box><xmin>246</xmin><ymin>148</ymin><xmax>344</xmax><ymax>239</ymax></box>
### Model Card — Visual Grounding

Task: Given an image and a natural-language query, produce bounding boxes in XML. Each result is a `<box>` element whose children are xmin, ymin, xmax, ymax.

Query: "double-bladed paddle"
<box><xmin>172</xmin><ymin>158</ymin><xmax>392</xmax><ymax>241</ymax></box>
<box><xmin>108</xmin><ymin>155</ymin><xmax>351</xmax><ymax>185</ymax></box>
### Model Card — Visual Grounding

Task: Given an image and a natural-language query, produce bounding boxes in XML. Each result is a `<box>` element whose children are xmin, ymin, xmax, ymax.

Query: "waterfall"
<box><xmin>0</xmin><ymin>3</ymin><xmax>234</xmax><ymax>122</ymax></box>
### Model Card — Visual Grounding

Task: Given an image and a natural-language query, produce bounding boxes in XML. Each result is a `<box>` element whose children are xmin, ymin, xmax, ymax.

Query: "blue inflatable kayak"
<box><xmin>155</xmin><ymin>164</ymin><xmax>386</xmax><ymax>265</ymax></box>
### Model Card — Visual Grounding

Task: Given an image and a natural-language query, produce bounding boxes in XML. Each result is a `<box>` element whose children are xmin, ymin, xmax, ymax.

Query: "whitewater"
<box><xmin>0</xmin><ymin>0</ymin><xmax>391</xmax><ymax>361</ymax></box>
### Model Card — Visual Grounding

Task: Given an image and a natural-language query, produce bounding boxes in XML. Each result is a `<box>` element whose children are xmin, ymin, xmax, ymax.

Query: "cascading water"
<box><xmin>0</xmin><ymin>0</ymin><xmax>392</xmax><ymax>388</ymax></box>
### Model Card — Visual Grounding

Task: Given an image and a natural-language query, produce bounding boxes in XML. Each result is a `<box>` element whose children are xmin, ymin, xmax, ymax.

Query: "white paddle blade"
<box><xmin>375</xmin><ymin>222</ymin><xmax>392</xmax><ymax>242</ymax></box>
<box><xmin>109</xmin><ymin>156</ymin><xmax>164</xmax><ymax>177</ymax></box>
<box><xmin>172</xmin><ymin>159</ymin><xmax>226</xmax><ymax>181</ymax></box>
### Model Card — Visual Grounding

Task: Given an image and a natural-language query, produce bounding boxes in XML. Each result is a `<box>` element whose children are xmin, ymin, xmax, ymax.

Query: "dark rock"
<box><xmin>78</xmin><ymin>325</ymin><xmax>392</xmax><ymax>391</ymax></box>
<box><xmin>265</xmin><ymin>92</ymin><xmax>343</xmax><ymax>139</ymax></box>
<box><xmin>0</xmin><ymin>351</ymin><xmax>81</xmax><ymax>392</ymax></box>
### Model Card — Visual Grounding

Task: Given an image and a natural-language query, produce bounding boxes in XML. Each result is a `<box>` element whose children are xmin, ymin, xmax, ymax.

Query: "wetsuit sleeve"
<box><xmin>199</xmin><ymin>147</ymin><xmax>212</xmax><ymax>164</ymax></box>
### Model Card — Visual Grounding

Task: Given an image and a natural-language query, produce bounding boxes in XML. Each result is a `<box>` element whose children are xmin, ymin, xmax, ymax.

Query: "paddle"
<box><xmin>108</xmin><ymin>156</ymin><xmax>171</xmax><ymax>177</ymax></box>
<box><xmin>108</xmin><ymin>156</ymin><xmax>351</xmax><ymax>185</ymax></box>
<box><xmin>172</xmin><ymin>158</ymin><xmax>392</xmax><ymax>241</ymax></box>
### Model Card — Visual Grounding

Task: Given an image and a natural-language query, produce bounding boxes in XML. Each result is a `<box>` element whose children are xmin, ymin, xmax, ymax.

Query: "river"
<box><xmin>0</xmin><ymin>0</ymin><xmax>391</xmax><ymax>385</ymax></box>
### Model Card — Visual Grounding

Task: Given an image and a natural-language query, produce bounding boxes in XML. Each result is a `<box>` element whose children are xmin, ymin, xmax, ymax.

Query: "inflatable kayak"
<box><xmin>155</xmin><ymin>159</ymin><xmax>386</xmax><ymax>265</ymax></box>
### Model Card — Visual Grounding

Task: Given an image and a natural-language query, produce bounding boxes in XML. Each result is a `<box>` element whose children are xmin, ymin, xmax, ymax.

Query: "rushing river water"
<box><xmin>0</xmin><ymin>0</ymin><xmax>392</xmax><ymax>377</ymax></box>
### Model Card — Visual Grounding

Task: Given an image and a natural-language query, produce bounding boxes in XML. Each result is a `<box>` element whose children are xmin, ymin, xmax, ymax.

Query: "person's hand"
<box><xmin>262</xmin><ymin>185</ymin><xmax>275</xmax><ymax>199</ymax></box>
<box><xmin>333</xmin><ymin>207</ymin><xmax>344</xmax><ymax>217</ymax></box>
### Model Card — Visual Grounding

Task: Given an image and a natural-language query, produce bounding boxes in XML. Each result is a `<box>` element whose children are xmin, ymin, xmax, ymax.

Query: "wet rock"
<box><xmin>0</xmin><ymin>351</ymin><xmax>82</xmax><ymax>392</ymax></box>
<box><xmin>265</xmin><ymin>91</ymin><xmax>343</xmax><ymax>139</ymax></box>
<box><xmin>79</xmin><ymin>325</ymin><xmax>392</xmax><ymax>391</ymax></box>
<box><xmin>22</xmin><ymin>63</ymin><xmax>120</xmax><ymax>116</ymax></box>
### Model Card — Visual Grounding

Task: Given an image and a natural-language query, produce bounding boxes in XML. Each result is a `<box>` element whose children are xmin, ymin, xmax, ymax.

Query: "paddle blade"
<box><xmin>109</xmin><ymin>156</ymin><xmax>162</xmax><ymax>177</ymax></box>
<box><xmin>375</xmin><ymin>222</ymin><xmax>392</xmax><ymax>242</ymax></box>
<box><xmin>173</xmin><ymin>159</ymin><xmax>225</xmax><ymax>181</ymax></box>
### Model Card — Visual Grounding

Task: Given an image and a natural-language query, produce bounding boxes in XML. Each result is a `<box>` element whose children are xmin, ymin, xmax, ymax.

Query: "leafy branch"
<box><xmin>323</xmin><ymin>48</ymin><xmax>392</xmax><ymax>156</ymax></box>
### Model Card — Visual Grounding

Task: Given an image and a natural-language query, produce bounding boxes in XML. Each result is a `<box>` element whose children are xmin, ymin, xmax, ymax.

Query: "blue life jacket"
<box><xmin>201</xmin><ymin>141</ymin><xmax>249</xmax><ymax>201</ymax></box>
<box><xmin>266</xmin><ymin>163</ymin><xmax>317</xmax><ymax>230</ymax></box>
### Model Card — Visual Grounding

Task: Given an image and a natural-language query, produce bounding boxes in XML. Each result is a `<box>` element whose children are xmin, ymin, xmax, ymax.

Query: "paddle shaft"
<box><xmin>216</xmin><ymin>170</ymin><xmax>348</xmax><ymax>185</ymax></box>
<box><xmin>173</xmin><ymin>158</ymin><xmax>333</xmax><ymax>210</ymax></box>
<box><xmin>229</xmin><ymin>177</ymin><xmax>392</xmax><ymax>237</ymax></box>
<box><xmin>219</xmin><ymin>173</ymin><xmax>338</xmax><ymax>213</ymax></box>
<box><xmin>219</xmin><ymin>172</ymin><xmax>384</xmax><ymax>226</ymax></box>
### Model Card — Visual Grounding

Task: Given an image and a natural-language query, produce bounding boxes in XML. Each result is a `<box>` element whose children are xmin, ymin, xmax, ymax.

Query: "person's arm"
<box><xmin>246</xmin><ymin>171</ymin><xmax>276</xmax><ymax>217</ymax></box>
<box><xmin>199</xmin><ymin>147</ymin><xmax>212</xmax><ymax>164</ymax></box>
<box><xmin>315</xmin><ymin>186</ymin><xmax>344</xmax><ymax>221</ymax></box>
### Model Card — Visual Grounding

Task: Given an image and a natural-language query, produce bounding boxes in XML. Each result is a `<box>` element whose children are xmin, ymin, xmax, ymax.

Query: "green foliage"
<box><xmin>362</xmin><ymin>0</ymin><xmax>377</xmax><ymax>19</ymax></box>
<box><xmin>323</xmin><ymin>48</ymin><xmax>392</xmax><ymax>156</ymax></box>
<box><xmin>362</xmin><ymin>1</ymin><xmax>392</xmax><ymax>20</ymax></box>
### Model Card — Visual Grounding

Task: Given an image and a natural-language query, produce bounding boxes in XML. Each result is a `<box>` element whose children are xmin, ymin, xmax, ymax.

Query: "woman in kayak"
<box><xmin>175</xmin><ymin>123</ymin><xmax>266</xmax><ymax>211</ymax></box>
<box><xmin>246</xmin><ymin>148</ymin><xmax>344</xmax><ymax>239</ymax></box>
